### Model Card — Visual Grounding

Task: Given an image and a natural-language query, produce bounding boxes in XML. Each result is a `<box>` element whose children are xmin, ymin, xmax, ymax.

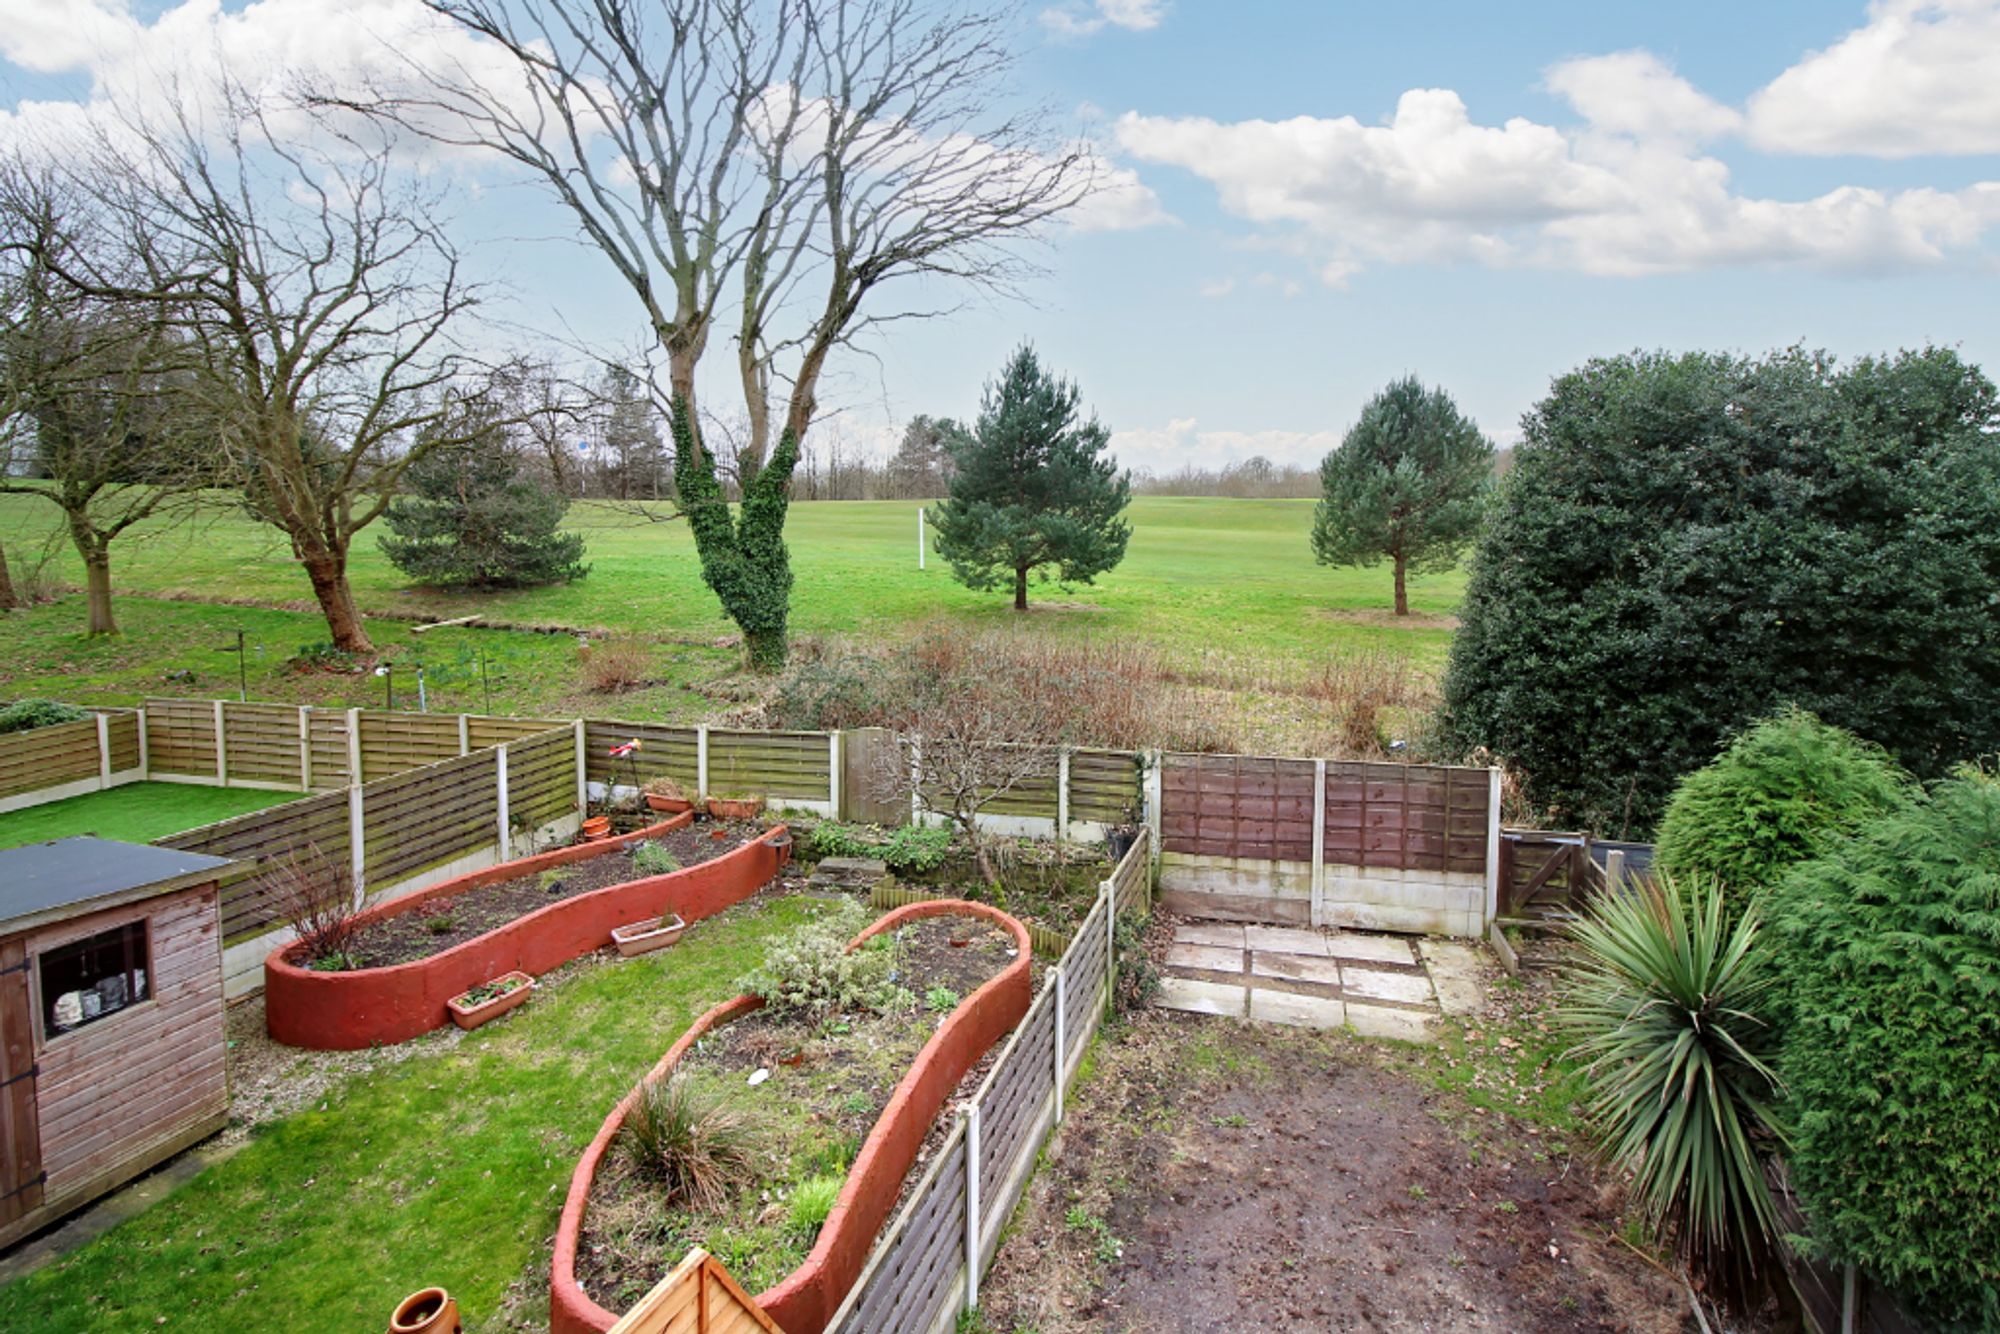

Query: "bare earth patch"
<box><xmin>978</xmin><ymin>1011</ymin><xmax>1690</xmax><ymax>1334</ymax></box>
<box><xmin>1314</xmin><ymin>605</ymin><xmax>1462</xmax><ymax>631</ymax></box>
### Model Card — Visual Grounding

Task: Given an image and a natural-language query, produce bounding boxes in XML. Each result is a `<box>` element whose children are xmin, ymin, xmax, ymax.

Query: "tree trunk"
<box><xmin>1393</xmin><ymin>555</ymin><xmax>1409</xmax><ymax>617</ymax></box>
<box><xmin>744</xmin><ymin>623</ymin><xmax>787</xmax><ymax>674</ymax></box>
<box><xmin>0</xmin><ymin>543</ymin><xmax>16</xmax><ymax>611</ymax></box>
<box><xmin>302</xmin><ymin>549</ymin><xmax>373</xmax><ymax>653</ymax></box>
<box><xmin>82</xmin><ymin>549</ymin><xmax>116</xmax><ymax>636</ymax></box>
<box><xmin>1013</xmin><ymin>565</ymin><xmax>1028</xmax><ymax>612</ymax></box>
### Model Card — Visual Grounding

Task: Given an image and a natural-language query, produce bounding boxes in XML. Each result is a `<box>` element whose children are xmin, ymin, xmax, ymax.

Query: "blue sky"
<box><xmin>4</xmin><ymin>0</ymin><xmax>1997</xmax><ymax>468</ymax></box>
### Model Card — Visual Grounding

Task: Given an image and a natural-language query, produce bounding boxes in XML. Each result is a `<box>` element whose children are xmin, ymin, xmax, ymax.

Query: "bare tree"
<box><xmin>360</xmin><ymin>0</ymin><xmax>1090</xmax><ymax>666</ymax></box>
<box><xmin>87</xmin><ymin>92</ymin><xmax>486</xmax><ymax>653</ymax></box>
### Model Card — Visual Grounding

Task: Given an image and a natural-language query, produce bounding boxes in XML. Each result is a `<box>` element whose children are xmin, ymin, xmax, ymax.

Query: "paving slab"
<box><xmin>1174</xmin><ymin>922</ymin><xmax>1247</xmax><ymax>949</ymax></box>
<box><xmin>1345</xmin><ymin>1001</ymin><xmax>1438</xmax><ymax>1044</ymax></box>
<box><xmin>1250</xmin><ymin>990</ymin><xmax>1346</xmax><ymax>1029</ymax></box>
<box><xmin>1243</xmin><ymin>925</ymin><xmax>1332</xmax><ymax>956</ymax></box>
<box><xmin>1157</xmin><ymin>977</ymin><xmax>1247</xmax><ymax>1017</ymax></box>
<box><xmin>1418</xmin><ymin>939</ymin><xmax>1490</xmax><ymax>1017</ymax></box>
<box><xmin>1338</xmin><ymin>965</ymin><xmax>1436</xmax><ymax>1008</ymax></box>
<box><xmin>1249</xmin><ymin>951</ymin><xmax>1342</xmax><ymax>988</ymax></box>
<box><xmin>1323</xmin><ymin>930</ymin><xmax>1420</xmax><ymax>967</ymax></box>
<box><xmin>1166</xmin><ymin>942</ymin><xmax>1246</xmax><ymax>973</ymax></box>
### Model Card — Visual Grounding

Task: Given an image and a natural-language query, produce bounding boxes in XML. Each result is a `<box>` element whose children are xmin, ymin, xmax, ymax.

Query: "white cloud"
<box><xmin>1114</xmin><ymin>79</ymin><xmax>2000</xmax><ymax>279</ymax></box>
<box><xmin>1068</xmin><ymin>156</ymin><xmax>1171</xmax><ymax>231</ymax></box>
<box><xmin>1197</xmin><ymin>276</ymin><xmax>1235</xmax><ymax>297</ymax></box>
<box><xmin>1747</xmin><ymin>0</ymin><xmax>2000</xmax><ymax>156</ymax></box>
<box><xmin>1111</xmin><ymin>417</ymin><xmax>1341</xmax><ymax>472</ymax></box>
<box><xmin>1041</xmin><ymin>0</ymin><xmax>1165</xmax><ymax>40</ymax></box>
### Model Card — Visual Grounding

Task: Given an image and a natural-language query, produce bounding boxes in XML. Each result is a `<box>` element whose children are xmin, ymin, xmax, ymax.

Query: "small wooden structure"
<box><xmin>0</xmin><ymin>837</ymin><xmax>234</xmax><ymax>1249</ymax></box>
<box><xmin>607</xmin><ymin>1249</ymin><xmax>784</xmax><ymax>1334</ymax></box>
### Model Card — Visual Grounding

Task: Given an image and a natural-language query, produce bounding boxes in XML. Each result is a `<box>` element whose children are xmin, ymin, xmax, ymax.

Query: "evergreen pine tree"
<box><xmin>379</xmin><ymin>406</ymin><xmax>589</xmax><ymax>588</ymax></box>
<box><xmin>929</xmin><ymin>346</ymin><xmax>1131</xmax><ymax>611</ymax></box>
<box><xmin>1311</xmin><ymin>376</ymin><xmax>1494</xmax><ymax>615</ymax></box>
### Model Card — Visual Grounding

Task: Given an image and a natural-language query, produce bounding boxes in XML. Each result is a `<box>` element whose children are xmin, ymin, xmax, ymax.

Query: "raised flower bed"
<box><xmin>551</xmin><ymin>899</ymin><xmax>1033</xmax><ymax>1334</ymax></box>
<box><xmin>264</xmin><ymin>814</ymin><xmax>794</xmax><ymax>1050</ymax></box>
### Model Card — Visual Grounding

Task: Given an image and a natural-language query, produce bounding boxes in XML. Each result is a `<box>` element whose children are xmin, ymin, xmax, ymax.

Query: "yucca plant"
<box><xmin>622</xmin><ymin>1074</ymin><xmax>764</xmax><ymax>1213</ymax></box>
<box><xmin>1562</xmin><ymin>874</ymin><xmax>1788</xmax><ymax>1303</ymax></box>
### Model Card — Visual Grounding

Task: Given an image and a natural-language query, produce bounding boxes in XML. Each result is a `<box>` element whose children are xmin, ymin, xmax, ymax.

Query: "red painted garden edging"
<box><xmin>264</xmin><ymin>814</ymin><xmax>791</xmax><ymax>1050</ymax></box>
<box><xmin>550</xmin><ymin>899</ymin><xmax>1033</xmax><ymax>1334</ymax></box>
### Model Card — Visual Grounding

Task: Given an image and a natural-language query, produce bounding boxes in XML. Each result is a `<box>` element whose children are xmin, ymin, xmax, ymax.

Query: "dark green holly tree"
<box><xmin>929</xmin><ymin>346</ymin><xmax>1130</xmax><ymax>611</ymax></box>
<box><xmin>1311</xmin><ymin>376</ymin><xmax>1493</xmax><ymax>616</ymax></box>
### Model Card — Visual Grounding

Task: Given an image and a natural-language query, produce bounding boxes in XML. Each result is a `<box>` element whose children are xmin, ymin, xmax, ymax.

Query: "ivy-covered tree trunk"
<box><xmin>0</xmin><ymin>544</ymin><xmax>16</xmax><ymax>611</ymax></box>
<box><xmin>670</xmin><ymin>396</ymin><xmax>800</xmax><ymax>671</ymax></box>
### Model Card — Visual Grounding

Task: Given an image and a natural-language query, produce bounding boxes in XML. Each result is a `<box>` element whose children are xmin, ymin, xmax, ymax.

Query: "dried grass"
<box><xmin>577</xmin><ymin>637</ymin><xmax>654</xmax><ymax>692</ymax></box>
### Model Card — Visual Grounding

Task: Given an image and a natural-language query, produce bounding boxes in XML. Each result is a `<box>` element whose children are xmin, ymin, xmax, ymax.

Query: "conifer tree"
<box><xmin>929</xmin><ymin>346</ymin><xmax>1130</xmax><ymax>611</ymax></box>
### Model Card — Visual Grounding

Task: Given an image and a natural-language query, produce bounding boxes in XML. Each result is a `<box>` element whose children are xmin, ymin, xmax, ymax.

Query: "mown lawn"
<box><xmin>0</xmin><ymin>894</ymin><xmax>827</xmax><ymax>1334</ymax></box>
<box><xmin>0</xmin><ymin>782</ymin><xmax>304</xmax><ymax>850</ymax></box>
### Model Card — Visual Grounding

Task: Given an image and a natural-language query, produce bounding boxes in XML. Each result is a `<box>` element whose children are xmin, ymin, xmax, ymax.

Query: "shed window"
<box><xmin>40</xmin><ymin>921</ymin><xmax>150</xmax><ymax>1037</ymax></box>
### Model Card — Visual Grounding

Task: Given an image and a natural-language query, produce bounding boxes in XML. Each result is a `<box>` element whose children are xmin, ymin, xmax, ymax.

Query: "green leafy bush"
<box><xmin>0</xmin><ymin>699</ymin><xmax>91</xmax><ymax>734</ymax></box>
<box><xmin>622</xmin><ymin>1074</ymin><xmax>764</xmax><ymax>1213</ymax></box>
<box><xmin>807</xmin><ymin>822</ymin><xmax>877</xmax><ymax>860</ymax></box>
<box><xmin>1768</xmin><ymin>769</ymin><xmax>2000</xmax><ymax>1329</ymax></box>
<box><xmin>1443</xmin><ymin>346</ymin><xmax>2000</xmax><ymax>834</ymax></box>
<box><xmin>630</xmin><ymin>840</ymin><xmax>681</xmax><ymax>877</ymax></box>
<box><xmin>739</xmin><ymin>905</ymin><xmax>892</xmax><ymax>1019</ymax></box>
<box><xmin>1654</xmin><ymin>709</ymin><xmax>1910</xmax><ymax>905</ymax></box>
<box><xmin>1562</xmin><ymin>875</ymin><xmax>1786</xmax><ymax>1301</ymax></box>
<box><xmin>883</xmin><ymin>825</ymin><xmax>951</xmax><ymax>874</ymax></box>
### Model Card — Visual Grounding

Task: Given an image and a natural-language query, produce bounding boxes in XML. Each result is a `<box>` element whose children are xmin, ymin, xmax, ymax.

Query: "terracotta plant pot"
<box><xmin>644</xmin><ymin>794</ymin><xmax>694</xmax><ymax>814</ymax></box>
<box><xmin>706</xmin><ymin>795</ymin><xmax>765</xmax><ymax>820</ymax></box>
<box><xmin>390</xmin><ymin>1287</ymin><xmax>462</xmax><ymax>1334</ymax></box>
<box><xmin>611</xmin><ymin>913</ymin><xmax>687</xmax><ymax>958</ymax></box>
<box><xmin>446</xmin><ymin>971</ymin><xmax>534</xmax><ymax>1030</ymax></box>
<box><xmin>580</xmin><ymin>815</ymin><xmax>613</xmax><ymax>840</ymax></box>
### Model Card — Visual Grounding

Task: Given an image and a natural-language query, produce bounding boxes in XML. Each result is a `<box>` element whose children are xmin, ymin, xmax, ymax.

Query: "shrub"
<box><xmin>1443</xmin><ymin>346</ymin><xmax>2000</xmax><ymax>835</ymax></box>
<box><xmin>739</xmin><ymin>905</ymin><xmax>892</xmax><ymax>1019</ymax></box>
<box><xmin>578</xmin><ymin>638</ymin><xmax>653</xmax><ymax>692</ymax></box>
<box><xmin>623</xmin><ymin>1074</ymin><xmax>764</xmax><ymax>1213</ymax></box>
<box><xmin>1654</xmin><ymin>709</ymin><xmax>1910</xmax><ymax>906</ymax></box>
<box><xmin>807</xmin><ymin>821</ymin><xmax>877</xmax><ymax>860</ymax></box>
<box><xmin>263</xmin><ymin>844</ymin><xmax>360</xmax><ymax>968</ymax></box>
<box><xmin>882</xmin><ymin>825</ymin><xmax>951</xmax><ymax>875</ymax></box>
<box><xmin>1767</xmin><ymin>769</ymin><xmax>2000</xmax><ymax>1329</ymax></box>
<box><xmin>1562</xmin><ymin>875</ymin><xmax>1786</xmax><ymax>1303</ymax></box>
<box><xmin>0</xmin><ymin>698</ymin><xmax>91</xmax><ymax>734</ymax></box>
<box><xmin>787</xmin><ymin>1174</ymin><xmax>844</xmax><ymax>1239</ymax></box>
<box><xmin>630</xmin><ymin>840</ymin><xmax>681</xmax><ymax>877</ymax></box>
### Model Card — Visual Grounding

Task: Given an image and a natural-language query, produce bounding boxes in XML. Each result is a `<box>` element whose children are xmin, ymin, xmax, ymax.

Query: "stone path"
<box><xmin>1155</xmin><ymin>921</ymin><xmax>1490</xmax><ymax>1044</ymax></box>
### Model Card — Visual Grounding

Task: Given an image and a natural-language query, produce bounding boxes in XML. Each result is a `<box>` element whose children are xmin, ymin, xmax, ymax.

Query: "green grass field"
<box><xmin>0</xmin><ymin>782</ymin><xmax>303</xmax><ymax>850</ymax></box>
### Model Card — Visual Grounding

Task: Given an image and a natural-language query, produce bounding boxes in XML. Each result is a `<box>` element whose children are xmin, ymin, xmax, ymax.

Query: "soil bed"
<box><xmin>342</xmin><ymin>820</ymin><xmax>761</xmax><ymax>968</ymax></box>
<box><xmin>576</xmin><ymin>913</ymin><xmax>1017</xmax><ymax>1313</ymax></box>
<box><xmin>980</xmin><ymin>1009</ymin><xmax>1696</xmax><ymax>1334</ymax></box>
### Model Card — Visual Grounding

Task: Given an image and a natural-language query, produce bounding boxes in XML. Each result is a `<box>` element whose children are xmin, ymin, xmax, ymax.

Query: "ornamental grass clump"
<box><xmin>1561</xmin><ymin>874</ymin><xmax>1787</xmax><ymax>1305</ymax></box>
<box><xmin>1766</xmin><ymin>769</ymin><xmax>2000</xmax><ymax>1331</ymax></box>
<box><xmin>622</xmin><ymin>1074</ymin><xmax>764</xmax><ymax>1215</ymax></box>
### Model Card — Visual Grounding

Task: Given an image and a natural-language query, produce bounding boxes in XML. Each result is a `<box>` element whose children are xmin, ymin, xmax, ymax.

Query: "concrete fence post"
<box><xmin>963</xmin><ymin>1103</ymin><xmax>982</xmax><ymax>1311</ymax></box>
<box><xmin>828</xmin><ymin>731</ymin><xmax>842</xmax><ymax>818</ymax></box>
<box><xmin>1605</xmin><ymin>848</ymin><xmax>1626</xmax><ymax>896</ymax></box>
<box><xmin>909</xmin><ymin>732</ymin><xmax>924</xmax><ymax>827</ymax></box>
<box><xmin>1053</xmin><ymin>968</ymin><xmax>1067</xmax><ymax>1122</ymax></box>
<box><xmin>95</xmin><ymin>712</ymin><xmax>111</xmax><ymax>789</ymax></box>
<box><xmin>496</xmin><ymin>745</ymin><xmax>511</xmax><ymax>860</ymax></box>
<box><xmin>573</xmin><ymin>720</ymin><xmax>588</xmax><ymax>815</ymax></box>
<box><xmin>349</xmin><ymin>784</ymin><xmax>367</xmax><ymax>907</ymax></box>
<box><xmin>458</xmin><ymin>714</ymin><xmax>470</xmax><ymax>756</ymax></box>
<box><xmin>696</xmin><ymin>724</ymin><xmax>710</xmax><ymax>801</ymax></box>
<box><xmin>1143</xmin><ymin>750</ymin><xmax>1163</xmax><ymax>868</ymax></box>
<box><xmin>1057</xmin><ymin>747</ymin><xmax>1071</xmax><ymax>842</ymax></box>
<box><xmin>1103</xmin><ymin>884</ymin><xmax>1116</xmax><ymax>1019</ymax></box>
<box><xmin>298</xmin><ymin>706</ymin><xmax>314</xmax><ymax>790</ymax></box>
<box><xmin>1311</xmin><ymin>758</ymin><xmax>1327</xmax><ymax>928</ymax></box>
<box><xmin>213</xmin><ymin>700</ymin><xmax>228</xmax><ymax>786</ymax></box>
<box><xmin>1483</xmin><ymin>766</ymin><xmax>1504</xmax><ymax>929</ymax></box>
<box><xmin>136</xmin><ymin>707</ymin><xmax>150</xmax><ymax>779</ymax></box>
<box><xmin>346</xmin><ymin>708</ymin><xmax>363</xmax><ymax>786</ymax></box>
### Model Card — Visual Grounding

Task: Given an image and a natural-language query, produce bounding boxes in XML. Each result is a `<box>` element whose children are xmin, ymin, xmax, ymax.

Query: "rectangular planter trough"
<box><xmin>611</xmin><ymin>913</ymin><xmax>687</xmax><ymax>958</ymax></box>
<box><xmin>447</xmin><ymin>971</ymin><xmax>535</xmax><ymax>1030</ymax></box>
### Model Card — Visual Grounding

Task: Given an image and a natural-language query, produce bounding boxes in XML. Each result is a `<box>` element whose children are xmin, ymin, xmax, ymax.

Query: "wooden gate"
<box><xmin>0</xmin><ymin>933</ymin><xmax>43</xmax><ymax>1231</ymax></box>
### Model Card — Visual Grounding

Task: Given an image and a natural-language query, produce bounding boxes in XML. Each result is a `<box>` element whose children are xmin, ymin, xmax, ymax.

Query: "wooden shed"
<box><xmin>0</xmin><ymin>837</ymin><xmax>234</xmax><ymax>1250</ymax></box>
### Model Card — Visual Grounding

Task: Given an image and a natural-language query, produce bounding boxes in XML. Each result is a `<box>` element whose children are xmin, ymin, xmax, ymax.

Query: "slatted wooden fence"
<box><xmin>158</xmin><ymin>791</ymin><xmax>354</xmax><ymax>944</ymax></box>
<box><xmin>827</xmin><ymin>840</ymin><xmax>1139</xmax><ymax>1334</ymax></box>
<box><xmin>583</xmin><ymin>719</ymin><xmax>700</xmax><ymax>790</ymax></box>
<box><xmin>707</xmin><ymin>728</ymin><xmax>834</xmax><ymax>806</ymax></box>
<box><xmin>0</xmin><ymin>717</ymin><xmax>103</xmax><ymax>801</ymax></box>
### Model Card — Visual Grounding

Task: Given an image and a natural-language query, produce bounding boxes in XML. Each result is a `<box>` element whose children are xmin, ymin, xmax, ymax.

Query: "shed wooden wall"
<box><xmin>2</xmin><ymin>882</ymin><xmax>228</xmax><ymax>1246</ymax></box>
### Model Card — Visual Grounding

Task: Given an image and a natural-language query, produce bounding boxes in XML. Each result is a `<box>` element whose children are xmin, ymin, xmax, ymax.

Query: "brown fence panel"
<box><xmin>1498</xmin><ymin>830</ymin><xmax>1588</xmax><ymax>916</ymax></box>
<box><xmin>144</xmin><ymin>698</ymin><xmax>219</xmax><ymax>777</ymax></box>
<box><xmin>583</xmin><ymin>719</ymin><xmax>699</xmax><ymax>789</ymax></box>
<box><xmin>1068</xmin><ymin>748</ymin><xmax>1142</xmax><ymax>824</ymax></box>
<box><xmin>355</xmin><ymin>710</ymin><xmax>465</xmax><ymax>781</ymax></box>
<box><xmin>1323</xmin><ymin>761</ymin><xmax>1488</xmax><ymax>875</ymax></box>
<box><xmin>104</xmin><ymin>710</ymin><xmax>141</xmax><ymax>772</ymax></box>
<box><xmin>362</xmin><ymin>749</ymin><xmax>500</xmax><ymax>886</ymax></box>
<box><xmin>708</xmin><ymin>729</ymin><xmax>831</xmax><ymax>803</ymax></box>
<box><xmin>0</xmin><ymin>717</ymin><xmax>101</xmax><ymax>800</ymax></box>
<box><xmin>219</xmin><ymin>702</ymin><xmax>306</xmax><ymax>787</ymax></box>
<box><xmin>505</xmin><ymin>728</ymin><xmax>579</xmax><ymax>833</ymax></box>
<box><xmin>1160</xmin><ymin>752</ymin><xmax>1315</xmax><ymax>861</ymax></box>
<box><xmin>308</xmin><ymin>710</ymin><xmax>353</xmax><ymax>789</ymax></box>
<box><xmin>158</xmin><ymin>791</ymin><xmax>352</xmax><ymax>943</ymax></box>
<box><xmin>469</xmin><ymin>715</ymin><xmax>566</xmax><ymax>748</ymax></box>
<box><xmin>840</xmin><ymin>1125</ymin><xmax>967</xmax><ymax>1334</ymax></box>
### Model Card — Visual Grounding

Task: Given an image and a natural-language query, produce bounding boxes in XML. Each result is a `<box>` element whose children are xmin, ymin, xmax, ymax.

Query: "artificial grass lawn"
<box><xmin>0</xmin><ymin>894</ymin><xmax>828</xmax><ymax>1334</ymax></box>
<box><xmin>0</xmin><ymin>782</ymin><xmax>303</xmax><ymax>851</ymax></box>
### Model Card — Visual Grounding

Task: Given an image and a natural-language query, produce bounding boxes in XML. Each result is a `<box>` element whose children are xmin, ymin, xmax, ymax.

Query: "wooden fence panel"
<box><xmin>158</xmin><ymin>791</ymin><xmax>352</xmax><ymax>943</ymax></box>
<box><xmin>583</xmin><ymin>720</ymin><xmax>699</xmax><ymax>788</ymax></box>
<box><xmin>469</xmin><ymin>715</ymin><xmax>566</xmax><ymax>749</ymax></box>
<box><xmin>362</xmin><ymin>750</ymin><xmax>500</xmax><ymax>886</ymax></box>
<box><xmin>104</xmin><ymin>710</ymin><xmax>141</xmax><ymax>773</ymax></box>
<box><xmin>841</xmin><ymin>1126</ymin><xmax>967</xmax><ymax>1334</ymax></box>
<box><xmin>976</xmin><ymin>988</ymin><xmax>1056</xmax><ymax>1230</ymax></box>
<box><xmin>707</xmin><ymin>729</ymin><xmax>831</xmax><ymax>803</ymax></box>
<box><xmin>1068</xmin><ymin>748</ymin><xmax>1142</xmax><ymax>824</ymax></box>
<box><xmin>1498</xmin><ymin>830</ymin><xmax>1588</xmax><ymax>916</ymax></box>
<box><xmin>308</xmin><ymin>710</ymin><xmax>352</xmax><ymax>789</ymax></box>
<box><xmin>505</xmin><ymin>728</ymin><xmax>579</xmax><ymax>833</ymax></box>
<box><xmin>0</xmin><ymin>718</ymin><xmax>101</xmax><ymax>799</ymax></box>
<box><xmin>144</xmin><ymin>699</ymin><xmax>218</xmax><ymax>777</ymax></box>
<box><xmin>1109</xmin><ymin>828</ymin><xmax>1152</xmax><ymax>918</ymax></box>
<box><xmin>1323</xmin><ymin>761</ymin><xmax>1489</xmax><ymax>875</ymax></box>
<box><xmin>1160</xmin><ymin>753</ymin><xmax>1316</xmax><ymax>861</ymax></box>
<box><xmin>355</xmin><ymin>711</ymin><xmax>464</xmax><ymax>781</ymax></box>
<box><xmin>219</xmin><ymin>703</ymin><xmax>306</xmax><ymax>787</ymax></box>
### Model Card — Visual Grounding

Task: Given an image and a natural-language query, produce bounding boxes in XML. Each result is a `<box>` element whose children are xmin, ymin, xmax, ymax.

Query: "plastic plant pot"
<box><xmin>611</xmin><ymin>913</ymin><xmax>688</xmax><ymax>958</ymax></box>
<box><xmin>446</xmin><ymin>971</ymin><xmax>535</xmax><ymax>1030</ymax></box>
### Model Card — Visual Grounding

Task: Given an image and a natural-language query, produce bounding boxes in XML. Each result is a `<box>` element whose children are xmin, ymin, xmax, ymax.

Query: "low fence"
<box><xmin>0</xmin><ymin>708</ymin><xmax>144</xmax><ymax>811</ymax></box>
<box><xmin>822</xmin><ymin>829</ymin><xmax>1149</xmax><ymax>1334</ymax></box>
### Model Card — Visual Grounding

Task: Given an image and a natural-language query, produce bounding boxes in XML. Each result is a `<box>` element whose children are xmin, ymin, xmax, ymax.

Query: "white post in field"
<box><xmin>917</xmin><ymin>506</ymin><xmax>926</xmax><ymax>570</ymax></box>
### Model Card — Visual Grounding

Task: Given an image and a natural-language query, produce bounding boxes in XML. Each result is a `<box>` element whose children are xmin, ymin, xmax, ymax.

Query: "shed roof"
<box><xmin>0</xmin><ymin>837</ymin><xmax>235</xmax><ymax>933</ymax></box>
